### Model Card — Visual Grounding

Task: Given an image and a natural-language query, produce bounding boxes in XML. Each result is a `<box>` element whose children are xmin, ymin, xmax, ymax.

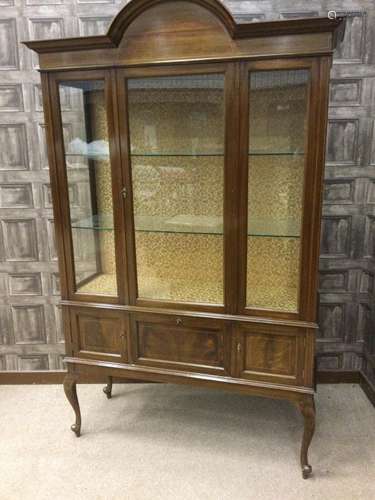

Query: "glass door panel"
<box><xmin>127</xmin><ymin>74</ymin><xmax>225</xmax><ymax>304</ymax></box>
<box><xmin>246</xmin><ymin>69</ymin><xmax>309</xmax><ymax>312</ymax></box>
<box><xmin>58</xmin><ymin>79</ymin><xmax>117</xmax><ymax>296</ymax></box>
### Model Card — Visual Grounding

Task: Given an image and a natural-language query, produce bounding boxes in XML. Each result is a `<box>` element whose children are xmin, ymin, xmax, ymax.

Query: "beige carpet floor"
<box><xmin>0</xmin><ymin>383</ymin><xmax>374</xmax><ymax>500</ymax></box>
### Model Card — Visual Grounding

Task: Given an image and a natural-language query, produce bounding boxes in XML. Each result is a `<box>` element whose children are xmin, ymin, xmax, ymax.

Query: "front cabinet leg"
<box><xmin>298</xmin><ymin>395</ymin><xmax>316</xmax><ymax>479</ymax></box>
<box><xmin>63</xmin><ymin>373</ymin><xmax>82</xmax><ymax>437</ymax></box>
<box><xmin>103</xmin><ymin>376</ymin><xmax>113</xmax><ymax>399</ymax></box>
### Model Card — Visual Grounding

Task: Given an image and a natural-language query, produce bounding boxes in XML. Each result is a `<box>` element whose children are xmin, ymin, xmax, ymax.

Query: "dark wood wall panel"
<box><xmin>0</xmin><ymin>0</ymin><xmax>374</xmax><ymax>376</ymax></box>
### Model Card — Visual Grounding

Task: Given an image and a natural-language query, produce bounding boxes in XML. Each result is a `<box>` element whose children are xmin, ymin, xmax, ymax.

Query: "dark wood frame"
<box><xmin>80</xmin><ymin>87</ymin><xmax>103</xmax><ymax>285</ymax></box>
<box><xmin>237</xmin><ymin>56</ymin><xmax>331</xmax><ymax>322</ymax></box>
<box><xmin>24</xmin><ymin>0</ymin><xmax>346</xmax><ymax>479</ymax></box>
<box><xmin>116</xmin><ymin>62</ymin><xmax>238</xmax><ymax>313</ymax></box>
<box><xmin>48</xmin><ymin>69</ymin><xmax>129</xmax><ymax>305</ymax></box>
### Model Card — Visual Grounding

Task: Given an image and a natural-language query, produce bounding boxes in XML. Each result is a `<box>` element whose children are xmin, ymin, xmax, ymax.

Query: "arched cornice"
<box><xmin>108</xmin><ymin>0</ymin><xmax>237</xmax><ymax>44</ymax></box>
<box><xmin>23</xmin><ymin>0</ymin><xmax>345</xmax><ymax>54</ymax></box>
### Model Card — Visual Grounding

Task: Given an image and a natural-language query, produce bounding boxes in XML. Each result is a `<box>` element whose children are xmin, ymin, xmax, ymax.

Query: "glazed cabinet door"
<box><xmin>117</xmin><ymin>64</ymin><xmax>238</xmax><ymax>312</ymax></box>
<box><xmin>48</xmin><ymin>70</ymin><xmax>127</xmax><ymax>303</ymax></box>
<box><xmin>238</xmin><ymin>59</ymin><xmax>323</xmax><ymax>320</ymax></box>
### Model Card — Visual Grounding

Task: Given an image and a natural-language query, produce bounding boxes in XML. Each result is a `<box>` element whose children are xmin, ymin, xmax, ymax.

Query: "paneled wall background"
<box><xmin>0</xmin><ymin>0</ymin><xmax>374</xmax><ymax>383</ymax></box>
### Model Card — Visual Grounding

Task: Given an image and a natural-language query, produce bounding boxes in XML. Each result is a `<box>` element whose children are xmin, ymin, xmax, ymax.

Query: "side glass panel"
<box><xmin>58</xmin><ymin>80</ymin><xmax>117</xmax><ymax>296</ymax></box>
<box><xmin>246</xmin><ymin>69</ymin><xmax>309</xmax><ymax>312</ymax></box>
<box><xmin>127</xmin><ymin>74</ymin><xmax>225</xmax><ymax>304</ymax></box>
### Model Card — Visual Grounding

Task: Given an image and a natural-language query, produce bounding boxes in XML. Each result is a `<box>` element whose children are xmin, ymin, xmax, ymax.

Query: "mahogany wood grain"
<box><xmin>131</xmin><ymin>312</ymin><xmax>232</xmax><ymax>375</ymax></box>
<box><xmin>235</xmin><ymin>322</ymin><xmax>308</xmax><ymax>386</ymax></box>
<box><xmin>65</xmin><ymin>356</ymin><xmax>314</xmax><ymax>400</ymax></box>
<box><xmin>70</xmin><ymin>307</ymin><xmax>129</xmax><ymax>363</ymax></box>
<box><xmin>27</xmin><ymin>0</ymin><xmax>346</xmax><ymax>477</ymax></box>
<box><xmin>23</xmin><ymin>0</ymin><xmax>344</xmax><ymax>70</ymax></box>
<box><xmin>24</xmin><ymin>4</ymin><xmax>344</xmax><ymax>54</ymax></box>
<box><xmin>304</xmin><ymin>56</ymin><xmax>332</xmax><ymax>320</ymax></box>
<box><xmin>40</xmin><ymin>73</ymin><xmax>70</xmax><ymax>301</ymax></box>
<box><xmin>61</xmin><ymin>299</ymin><xmax>319</xmax><ymax>330</ymax></box>
<box><xmin>107</xmin><ymin>68</ymin><xmax>129</xmax><ymax>304</ymax></box>
<box><xmin>115</xmin><ymin>69</ymin><xmax>138</xmax><ymax>308</ymax></box>
<box><xmin>297</xmin><ymin>395</ymin><xmax>315</xmax><ymax>479</ymax></box>
<box><xmin>63</xmin><ymin>372</ymin><xmax>81</xmax><ymax>437</ymax></box>
<box><xmin>223</xmin><ymin>62</ymin><xmax>240</xmax><ymax>314</ymax></box>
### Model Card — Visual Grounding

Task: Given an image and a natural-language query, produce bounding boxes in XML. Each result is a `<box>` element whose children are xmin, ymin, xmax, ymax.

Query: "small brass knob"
<box><xmin>176</xmin><ymin>318</ymin><xmax>183</xmax><ymax>326</ymax></box>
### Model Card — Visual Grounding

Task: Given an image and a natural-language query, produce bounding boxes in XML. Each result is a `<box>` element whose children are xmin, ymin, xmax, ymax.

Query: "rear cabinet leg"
<box><xmin>297</xmin><ymin>395</ymin><xmax>316</xmax><ymax>479</ymax></box>
<box><xmin>103</xmin><ymin>376</ymin><xmax>113</xmax><ymax>399</ymax></box>
<box><xmin>63</xmin><ymin>373</ymin><xmax>82</xmax><ymax>437</ymax></box>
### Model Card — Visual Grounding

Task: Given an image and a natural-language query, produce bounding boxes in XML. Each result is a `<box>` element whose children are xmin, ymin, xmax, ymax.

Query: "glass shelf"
<box><xmin>131</xmin><ymin>152</ymin><xmax>223</xmax><ymax>157</ymax></box>
<box><xmin>71</xmin><ymin>214</ymin><xmax>300</xmax><ymax>238</ymax></box>
<box><xmin>131</xmin><ymin>151</ymin><xmax>304</xmax><ymax>157</ymax></box>
<box><xmin>65</xmin><ymin>150</ymin><xmax>304</xmax><ymax>159</ymax></box>
<box><xmin>250</xmin><ymin>150</ymin><xmax>304</xmax><ymax>156</ymax></box>
<box><xmin>65</xmin><ymin>153</ymin><xmax>109</xmax><ymax>159</ymax></box>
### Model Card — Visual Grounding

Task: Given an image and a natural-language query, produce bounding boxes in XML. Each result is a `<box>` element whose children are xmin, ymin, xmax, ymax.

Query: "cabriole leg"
<box><xmin>103</xmin><ymin>376</ymin><xmax>113</xmax><ymax>399</ymax></box>
<box><xmin>63</xmin><ymin>373</ymin><xmax>81</xmax><ymax>437</ymax></box>
<box><xmin>298</xmin><ymin>395</ymin><xmax>315</xmax><ymax>479</ymax></box>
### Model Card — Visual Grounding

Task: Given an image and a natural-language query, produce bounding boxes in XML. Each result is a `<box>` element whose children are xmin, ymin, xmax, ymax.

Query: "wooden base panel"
<box><xmin>65</xmin><ymin>357</ymin><xmax>313</xmax><ymax>401</ymax></box>
<box><xmin>1</xmin><ymin>367</ymin><xmax>374</xmax><ymax>406</ymax></box>
<box><xmin>0</xmin><ymin>370</ymin><xmax>154</xmax><ymax>385</ymax></box>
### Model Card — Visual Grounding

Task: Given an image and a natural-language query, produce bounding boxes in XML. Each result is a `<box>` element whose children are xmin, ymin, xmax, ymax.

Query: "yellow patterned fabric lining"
<box><xmin>79</xmin><ymin>273</ymin><xmax>117</xmax><ymax>295</ymax></box>
<box><xmin>78</xmin><ymin>234</ymin><xmax>299</xmax><ymax>311</ymax></box>
<box><xmin>74</xmin><ymin>75</ymin><xmax>307</xmax><ymax>312</ymax></box>
<box><xmin>245</xmin><ymin>72</ymin><xmax>307</xmax><ymax>311</ymax></box>
<box><xmin>135</xmin><ymin>232</ymin><xmax>223</xmax><ymax>304</ymax></box>
<box><xmin>246</xmin><ymin>237</ymin><xmax>300</xmax><ymax>312</ymax></box>
<box><xmin>89</xmin><ymin>92</ymin><xmax>116</xmax><ymax>278</ymax></box>
<box><xmin>129</xmin><ymin>80</ymin><xmax>225</xmax><ymax>304</ymax></box>
<box><xmin>246</xmin><ymin>156</ymin><xmax>304</xmax><ymax>312</ymax></box>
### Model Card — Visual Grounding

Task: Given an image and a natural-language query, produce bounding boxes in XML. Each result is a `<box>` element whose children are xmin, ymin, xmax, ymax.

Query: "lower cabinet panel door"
<box><xmin>131</xmin><ymin>313</ymin><xmax>232</xmax><ymax>375</ymax></box>
<box><xmin>236</xmin><ymin>323</ymin><xmax>306</xmax><ymax>386</ymax></box>
<box><xmin>70</xmin><ymin>307</ymin><xmax>129</xmax><ymax>362</ymax></box>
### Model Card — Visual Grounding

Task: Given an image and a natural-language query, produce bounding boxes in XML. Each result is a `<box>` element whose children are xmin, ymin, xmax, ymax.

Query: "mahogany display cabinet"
<box><xmin>24</xmin><ymin>0</ymin><xmax>345</xmax><ymax>479</ymax></box>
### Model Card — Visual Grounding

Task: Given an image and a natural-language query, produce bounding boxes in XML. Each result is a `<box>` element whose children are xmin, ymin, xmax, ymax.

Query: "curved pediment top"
<box><xmin>23</xmin><ymin>0</ymin><xmax>236</xmax><ymax>53</ymax></box>
<box><xmin>23</xmin><ymin>0</ymin><xmax>345</xmax><ymax>54</ymax></box>
<box><xmin>108</xmin><ymin>0</ymin><xmax>237</xmax><ymax>43</ymax></box>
